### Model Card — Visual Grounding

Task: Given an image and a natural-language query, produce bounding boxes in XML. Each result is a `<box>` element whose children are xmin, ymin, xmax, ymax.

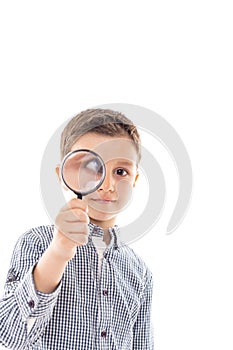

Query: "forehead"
<box><xmin>71</xmin><ymin>132</ymin><xmax>138</xmax><ymax>164</ymax></box>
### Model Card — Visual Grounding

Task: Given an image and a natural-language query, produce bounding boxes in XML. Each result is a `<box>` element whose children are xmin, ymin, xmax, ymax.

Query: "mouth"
<box><xmin>90</xmin><ymin>198</ymin><xmax>117</xmax><ymax>204</ymax></box>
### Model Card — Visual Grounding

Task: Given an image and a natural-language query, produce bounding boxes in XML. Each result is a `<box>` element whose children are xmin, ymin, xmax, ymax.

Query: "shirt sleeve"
<box><xmin>0</xmin><ymin>229</ymin><xmax>62</xmax><ymax>349</ymax></box>
<box><xmin>132</xmin><ymin>269</ymin><xmax>154</xmax><ymax>350</ymax></box>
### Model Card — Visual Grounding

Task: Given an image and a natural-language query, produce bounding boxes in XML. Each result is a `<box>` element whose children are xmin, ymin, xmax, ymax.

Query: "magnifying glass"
<box><xmin>60</xmin><ymin>149</ymin><xmax>106</xmax><ymax>199</ymax></box>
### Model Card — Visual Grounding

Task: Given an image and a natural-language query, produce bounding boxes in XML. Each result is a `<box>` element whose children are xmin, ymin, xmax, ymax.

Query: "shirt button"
<box><xmin>7</xmin><ymin>273</ymin><xmax>16</xmax><ymax>282</ymax></box>
<box><xmin>28</xmin><ymin>300</ymin><xmax>35</xmax><ymax>308</ymax></box>
<box><xmin>101</xmin><ymin>330</ymin><xmax>107</xmax><ymax>338</ymax></box>
<box><xmin>102</xmin><ymin>289</ymin><xmax>108</xmax><ymax>296</ymax></box>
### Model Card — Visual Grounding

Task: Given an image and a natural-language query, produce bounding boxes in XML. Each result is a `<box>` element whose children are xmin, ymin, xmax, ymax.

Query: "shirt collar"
<box><xmin>88</xmin><ymin>222</ymin><xmax>120</xmax><ymax>248</ymax></box>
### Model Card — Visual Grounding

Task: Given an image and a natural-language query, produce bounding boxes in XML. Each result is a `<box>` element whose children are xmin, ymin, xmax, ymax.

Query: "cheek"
<box><xmin>116</xmin><ymin>179</ymin><xmax>134</xmax><ymax>208</ymax></box>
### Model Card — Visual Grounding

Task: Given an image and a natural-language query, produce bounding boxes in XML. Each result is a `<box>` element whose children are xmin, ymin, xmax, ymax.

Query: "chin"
<box><xmin>89</xmin><ymin>210</ymin><xmax>117</xmax><ymax>223</ymax></box>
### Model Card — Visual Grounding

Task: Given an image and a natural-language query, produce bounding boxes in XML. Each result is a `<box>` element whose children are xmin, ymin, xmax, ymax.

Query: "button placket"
<box><xmin>98</xmin><ymin>254</ymin><xmax>111</xmax><ymax>342</ymax></box>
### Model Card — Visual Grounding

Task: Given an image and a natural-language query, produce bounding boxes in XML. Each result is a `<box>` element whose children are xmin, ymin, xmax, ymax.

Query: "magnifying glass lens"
<box><xmin>61</xmin><ymin>150</ymin><xmax>105</xmax><ymax>197</ymax></box>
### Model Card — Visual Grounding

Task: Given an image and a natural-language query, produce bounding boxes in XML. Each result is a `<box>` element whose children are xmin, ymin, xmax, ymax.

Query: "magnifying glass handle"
<box><xmin>77</xmin><ymin>193</ymin><xmax>82</xmax><ymax>200</ymax></box>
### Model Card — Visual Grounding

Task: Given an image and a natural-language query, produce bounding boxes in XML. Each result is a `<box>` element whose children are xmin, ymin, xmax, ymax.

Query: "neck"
<box><xmin>89</xmin><ymin>217</ymin><xmax>116</xmax><ymax>230</ymax></box>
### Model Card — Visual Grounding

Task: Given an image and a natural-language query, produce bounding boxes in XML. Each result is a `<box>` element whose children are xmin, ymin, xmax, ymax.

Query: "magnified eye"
<box><xmin>85</xmin><ymin>158</ymin><xmax>103</xmax><ymax>174</ymax></box>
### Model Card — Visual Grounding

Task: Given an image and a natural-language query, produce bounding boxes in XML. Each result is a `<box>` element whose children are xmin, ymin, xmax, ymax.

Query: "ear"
<box><xmin>55</xmin><ymin>165</ymin><xmax>61</xmax><ymax>181</ymax></box>
<box><xmin>133</xmin><ymin>171</ymin><xmax>139</xmax><ymax>188</ymax></box>
<box><xmin>56</xmin><ymin>165</ymin><xmax>69</xmax><ymax>191</ymax></box>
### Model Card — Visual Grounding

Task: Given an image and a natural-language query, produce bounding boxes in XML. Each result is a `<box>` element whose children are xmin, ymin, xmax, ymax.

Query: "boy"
<box><xmin>0</xmin><ymin>108</ymin><xmax>154</xmax><ymax>349</ymax></box>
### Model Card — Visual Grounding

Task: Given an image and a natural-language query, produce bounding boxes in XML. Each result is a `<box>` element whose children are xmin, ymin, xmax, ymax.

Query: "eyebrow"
<box><xmin>114</xmin><ymin>160</ymin><xmax>136</xmax><ymax>167</ymax></box>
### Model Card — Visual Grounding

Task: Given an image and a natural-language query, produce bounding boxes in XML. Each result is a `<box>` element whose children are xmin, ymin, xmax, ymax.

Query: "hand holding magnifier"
<box><xmin>60</xmin><ymin>149</ymin><xmax>106</xmax><ymax>199</ymax></box>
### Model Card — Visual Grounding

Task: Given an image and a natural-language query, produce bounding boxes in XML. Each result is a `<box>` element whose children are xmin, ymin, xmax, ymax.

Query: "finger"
<box><xmin>59</xmin><ymin>198</ymin><xmax>88</xmax><ymax>213</ymax></box>
<box><xmin>67</xmin><ymin>198</ymin><xmax>88</xmax><ymax>212</ymax></box>
<box><xmin>57</xmin><ymin>222</ymin><xmax>89</xmax><ymax>235</ymax></box>
<box><xmin>59</xmin><ymin>210</ymin><xmax>90</xmax><ymax>223</ymax></box>
<box><xmin>65</xmin><ymin>233</ymin><xmax>88</xmax><ymax>245</ymax></box>
<box><xmin>57</xmin><ymin>224</ymin><xmax>89</xmax><ymax>245</ymax></box>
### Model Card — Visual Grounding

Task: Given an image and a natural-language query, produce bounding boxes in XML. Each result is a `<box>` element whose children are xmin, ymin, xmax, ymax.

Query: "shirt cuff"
<box><xmin>14</xmin><ymin>264</ymin><xmax>62</xmax><ymax>320</ymax></box>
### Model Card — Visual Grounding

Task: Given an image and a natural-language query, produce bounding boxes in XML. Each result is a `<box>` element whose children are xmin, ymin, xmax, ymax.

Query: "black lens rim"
<box><xmin>60</xmin><ymin>149</ymin><xmax>106</xmax><ymax>197</ymax></box>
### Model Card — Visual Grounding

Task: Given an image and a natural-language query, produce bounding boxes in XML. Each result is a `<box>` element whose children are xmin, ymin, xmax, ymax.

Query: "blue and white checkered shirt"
<box><xmin>0</xmin><ymin>224</ymin><xmax>154</xmax><ymax>349</ymax></box>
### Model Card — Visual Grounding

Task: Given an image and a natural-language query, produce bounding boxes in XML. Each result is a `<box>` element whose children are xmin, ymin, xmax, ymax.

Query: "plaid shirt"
<box><xmin>0</xmin><ymin>224</ymin><xmax>154</xmax><ymax>349</ymax></box>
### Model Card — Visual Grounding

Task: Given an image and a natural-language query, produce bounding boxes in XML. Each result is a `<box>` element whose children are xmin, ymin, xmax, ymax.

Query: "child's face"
<box><xmin>68</xmin><ymin>132</ymin><xmax>139</xmax><ymax>228</ymax></box>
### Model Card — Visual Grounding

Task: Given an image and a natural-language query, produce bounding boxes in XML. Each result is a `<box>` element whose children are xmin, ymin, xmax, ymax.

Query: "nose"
<box><xmin>98</xmin><ymin>170</ymin><xmax>115</xmax><ymax>193</ymax></box>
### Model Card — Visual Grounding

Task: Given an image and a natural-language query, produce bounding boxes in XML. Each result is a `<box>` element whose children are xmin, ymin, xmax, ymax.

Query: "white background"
<box><xmin>0</xmin><ymin>1</ymin><xmax>232</xmax><ymax>349</ymax></box>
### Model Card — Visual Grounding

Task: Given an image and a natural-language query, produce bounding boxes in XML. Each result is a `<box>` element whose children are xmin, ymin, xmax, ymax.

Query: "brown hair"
<box><xmin>60</xmin><ymin>108</ymin><xmax>141</xmax><ymax>162</ymax></box>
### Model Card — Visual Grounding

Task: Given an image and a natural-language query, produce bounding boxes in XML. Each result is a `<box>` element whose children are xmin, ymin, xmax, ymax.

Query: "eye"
<box><xmin>85</xmin><ymin>158</ymin><xmax>103</xmax><ymax>174</ymax></box>
<box><xmin>115</xmin><ymin>168</ymin><xmax>128</xmax><ymax>177</ymax></box>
